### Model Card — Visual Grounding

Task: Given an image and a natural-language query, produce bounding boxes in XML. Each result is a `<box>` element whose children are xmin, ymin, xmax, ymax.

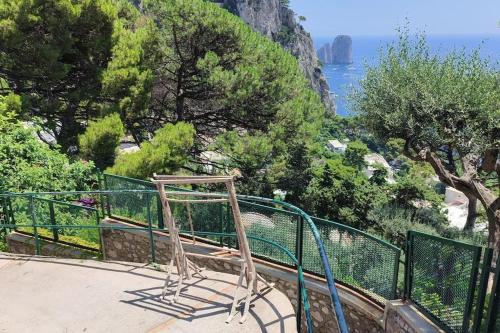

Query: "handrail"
<box><xmin>33</xmin><ymin>196</ymin><xmax>98</xmax><ymax>212</ymax></box>
<box><xmin>312</xmin><ymin>217</ymin><xmax>401</xmax><ymax>252</ymax></box>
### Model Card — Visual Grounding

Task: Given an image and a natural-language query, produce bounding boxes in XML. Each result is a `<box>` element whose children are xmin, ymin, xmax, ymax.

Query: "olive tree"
<box><xmin>353</xmin><ymin>32</ymin><xmax>499</xmax><ymax>256</ymax></box>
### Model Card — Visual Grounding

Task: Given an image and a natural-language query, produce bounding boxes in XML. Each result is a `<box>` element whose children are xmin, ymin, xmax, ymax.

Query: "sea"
<box><xmin>313</xmin><ymin>34</ymin><xmax>500</xmax><ymax>116</ymax></box>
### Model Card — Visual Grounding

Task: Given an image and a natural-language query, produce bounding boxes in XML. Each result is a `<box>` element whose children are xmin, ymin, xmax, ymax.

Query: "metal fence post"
<box><xmin>146</xmin><ymin>193</ymin><xmax>156</xmax><ymax>263</ymax></box>
<box><xmin>219</xmin><ymin>202</ymin><xmax>224</xmax><ymax>246</ymax></box>
<box><xmin>404</xmin><ymin>231</ymin><xmax>412</xmax><ymax>299</ymax></box>
<box><xmin>226</xmin><ymin>202</ymin><xmax>233</xmax><ymax>248</ymax></box>
<box><xmin>103</xmin><ymin>174</ymin><xmax>111</xmax><ymax>217</ymax></box>
<box><xmin>48</xmin><ymin>201</ymin><xmax>58</xmax><ymax>241</ymax></box>
<box><xmin>462</xmin><ymin>246</ymin><xmax>482</xmax><ymax>333</ymax></box>
<box><xmin>294</xmin><ymin>215</ymin><xmax>304</xmax><ymax>331</ymax></box>
<box><xmin>391</xmin><ymin>249</ymin><xmax>401</xmax><ymax>300</ymax></box>
<box><xmin>29</xmin><ymin>196</ymin><xmax>41</xmax><ymax>255</ymax></box>
<box><xmin>97</xmin><ymin>171</ymin><xmax>106</xmax><ymax>218</ymax></box>
<box><xmin>485</xmin><ymin>253</ymin><xmax>500</xmax><ymax>332</ymax></box>
<box><xmin>472</xmin><ymin>248</ymin><xmax>493</xmax><ymax>333</ymax></box>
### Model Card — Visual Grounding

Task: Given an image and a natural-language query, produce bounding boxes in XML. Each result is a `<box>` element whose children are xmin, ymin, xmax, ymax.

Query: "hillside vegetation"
<box><xmin>0</xmin><ymin>0</ymin><xmax>497</xmax><ymax>249</ymax></box>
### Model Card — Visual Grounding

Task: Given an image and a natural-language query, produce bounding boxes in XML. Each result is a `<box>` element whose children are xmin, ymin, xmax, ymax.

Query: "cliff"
<box><xmin>220</xmin><ymin>0</ymin><xmax>335</xmax><ymax>113</ymax></box>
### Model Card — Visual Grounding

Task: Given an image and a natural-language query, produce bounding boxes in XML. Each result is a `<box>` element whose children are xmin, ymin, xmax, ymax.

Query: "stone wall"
<box><xmin>101</xmin><ymin>219</ymin><xmax>385</xmax><ymax>333</ymax></box>
<box><xmin>6</xmin><ymin>232</ymin><xmax>99</xmax><ymax>259</ymax></box>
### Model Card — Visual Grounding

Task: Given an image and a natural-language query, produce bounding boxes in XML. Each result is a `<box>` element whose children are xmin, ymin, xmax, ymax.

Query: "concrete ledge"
<box><xmin>384</xmin><ymin>300</ymin><xmax>445</xmax><ymax>333</ymax></box>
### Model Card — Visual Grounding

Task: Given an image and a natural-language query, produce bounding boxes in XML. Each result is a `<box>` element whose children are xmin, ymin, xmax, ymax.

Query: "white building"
<box><xmin>327</xmin><ymin>139</ymin><xmax>347</xmax><ymax>153</ymax></box>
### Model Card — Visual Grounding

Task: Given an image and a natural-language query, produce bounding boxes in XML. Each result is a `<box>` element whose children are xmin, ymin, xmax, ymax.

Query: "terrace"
<box><xmin>0</xmin><ymin>173</ymin><xmax>499</xmax><ymax>333</ymax></box>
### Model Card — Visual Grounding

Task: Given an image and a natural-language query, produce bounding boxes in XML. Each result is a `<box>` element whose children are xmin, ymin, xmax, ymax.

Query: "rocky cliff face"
<box><xmin>220</xmin><ymin>0</ymin><xmax>335</xmax><ymax>113</ymax></box>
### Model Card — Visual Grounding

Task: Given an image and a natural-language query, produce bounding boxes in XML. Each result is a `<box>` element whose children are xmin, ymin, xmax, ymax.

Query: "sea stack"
<box><xmin>317</xmin><ymin>42</ymin><xmax>332</xmax><ymax>64</ymax></box>
<box><xmin>331</xmin><ymin>35</ymin><xmax>352</xmax><ymax>64</ymax></box>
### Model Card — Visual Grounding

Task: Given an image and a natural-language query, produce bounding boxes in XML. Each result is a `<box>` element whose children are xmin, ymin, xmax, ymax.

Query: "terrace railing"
<box><xmin>2</xmin><ymin>173</ymin><xmax>496</xmax><ymax>333</ymax></box>
<box><xmin>102</xmin><ymin>173</ymin><xmax>401</xmax><ymax>304</ymax></box>
<box><xmin>101</xmin><ymin>173</ymin><xmax>349</xmax><ymax>332</ymax></box>
<box><xmin>404</xmin><ymin>231</ymin><xmax>493</xmax><ymax>333</ymax></box>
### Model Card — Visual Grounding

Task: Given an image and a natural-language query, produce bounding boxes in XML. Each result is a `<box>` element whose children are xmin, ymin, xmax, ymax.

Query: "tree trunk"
<box><xmin>57</xmin><ymin>107</ymin><xmax>80</xmax><ymax>154</ymax></box>
<box><xmin>486</xmin><ymin>205</ymin><xmax>500</xmax><ymax>265</ymax></box>
<box><xmin>463</xmin><ymin>194</ymin><xmax>477</xmax><ymax>231</ymax></box>
<box><xmin>413</xmin><ymin>149</ymin><xmax>499</xmax><ymax>262</ymax></box>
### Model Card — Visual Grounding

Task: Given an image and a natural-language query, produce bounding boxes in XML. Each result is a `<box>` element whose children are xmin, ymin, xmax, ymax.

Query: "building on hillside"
<box><xmin>199</xmin><ymin>151</ymin><xmax>228</xmax><ymax>174</ymax></box>
<box><xmin>327</xmin><ymin>139</ymin><xmax>347</xmax><ymax>153</ymax></box>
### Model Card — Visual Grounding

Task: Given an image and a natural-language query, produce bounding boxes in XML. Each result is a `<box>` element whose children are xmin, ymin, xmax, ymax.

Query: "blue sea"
<box><xmin>314</xmin><ymin>35</ymin><xmax>500</xmax><ymax>116</ymax></box>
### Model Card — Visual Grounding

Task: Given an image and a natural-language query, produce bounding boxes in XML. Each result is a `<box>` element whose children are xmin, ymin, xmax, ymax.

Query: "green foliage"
<box><xmin>390</xmin><ymin>176</ymin><xmax>443</xmax><ymax>210</ymax></box>
<box><xmin>0</xmin><ymin>0</ymin><xmax>128</xmax><ymax>151</ymax></box>
<box><xmin>351</xmin><ymin>29</ymin><xmax>499</xmax><ymax>243</ymax></box>
<box><xmin>343</xmin><ymin>140</ymin><xmax>368</xmax><ymax>169</ymax></box>
<box><xmin>370</xmin><ymin>163</ymin><xmax>388</xmax><ymax>186</ymax></box>
<box><xmin>0</xmin><ymin>95</ymin><xmax>96</xmax><ymax>192</ymax></box>
<box><xmin>367</xmin><ymin>204</ymin><xmax>440</xmax><ymax>247</ymax></box>
<box><xmin>79</xmin><ymin>113</ymin><xmax>124</xmax><ymax>170</ymax></box>
<box><xmin>106</xmin><ymin>0</ymin><xmax>324</xmax><ymax>181</ymax></box>
<box><xmin>0</xmin><ymin>234</ymin><xmax>6</xmax><ymax>252</ymax></box>
<box><xmin>108</xmin><ymin>122</ymin><xmax>195</xmax><ymax>179</ymax></box>
<box><xmin>352</xmin><ymin>30</ymin><xmax>499</xmax><ymax>157</ymax></box>
<box><xmin>303</xmin><ymin>160</ymin><xmax>386</xmax><ymax>229</ymax></box>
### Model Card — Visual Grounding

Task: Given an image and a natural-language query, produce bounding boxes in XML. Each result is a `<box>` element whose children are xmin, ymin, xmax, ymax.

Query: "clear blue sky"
<box><xmin>290</xmin><ymin>0</ymin><xmax>500</xmax><ymax>37</ymax></box>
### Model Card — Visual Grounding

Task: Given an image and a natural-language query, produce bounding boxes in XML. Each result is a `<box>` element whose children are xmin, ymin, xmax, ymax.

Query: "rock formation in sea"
<box><xmin>331</xmin><ymin>35</ymin><xmax>353</xmax><ymax>64</ymax></box>
<box><xmin>317</xmin><ymin>35</ymin><xmax>353</xmax><ymax>65</ymax></box>
<box><xmin>219</xmin><ymin>0</ymin><xmax>335</xmax><ymax>114</ymax></box>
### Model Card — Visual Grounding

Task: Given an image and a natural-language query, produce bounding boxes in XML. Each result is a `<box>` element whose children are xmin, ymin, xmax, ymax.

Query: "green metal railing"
<box><xmin>3</xmin><ymin>173</ymin><xmax>497</xmax><ymax>333</ymax></box>
<box><xmin>103</xmin><ymin>173</ymin><xmax>400</xmax><ymax>303</ymax></box>
<box><xmin>101</xmin><ymin>174</ymin><xmax>350</xmax><ymax>332</ymax></box>
<box><xmin>0</xmin><ymin>191</ymin><xmax>316</xmax><ymax>332</ymax></box>
<box><xmin>310</xmin><ymin>217</ymin><xmax>401</xmax><ymax>301</ymax></box>
<box><xmin>404</xmin><ymin>231</ymin><xmax>492</xmax><ymax>333</ymax></box>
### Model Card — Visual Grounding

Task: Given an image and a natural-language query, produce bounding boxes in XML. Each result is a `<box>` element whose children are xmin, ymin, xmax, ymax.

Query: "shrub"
<box><xmin>79</xmin><ymin>113</ymin><xmax>125</xmax><ymax>170</ymax></box>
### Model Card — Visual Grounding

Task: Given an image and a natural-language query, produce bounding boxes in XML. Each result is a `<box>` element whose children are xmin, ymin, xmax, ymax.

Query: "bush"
<box><xmin>0</xmin><ymin>96</ymin><xmax>97</xmax><ymax>192</ymax></box>
<box><xmin>108</xmin><ymin>122</ymin><xmax>195</xmax><ymax>179</ymax></box>
<box><xmin>79</xmin><ymin>113</ymin><xmax>124</xmax><ymax>170</ymax></box>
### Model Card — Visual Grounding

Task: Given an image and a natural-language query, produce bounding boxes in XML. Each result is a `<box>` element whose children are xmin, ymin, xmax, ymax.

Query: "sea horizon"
<box><xmin>314</xmin><ymin>34</ymin><xmax>500</xmax><ymax>116</ymax></box>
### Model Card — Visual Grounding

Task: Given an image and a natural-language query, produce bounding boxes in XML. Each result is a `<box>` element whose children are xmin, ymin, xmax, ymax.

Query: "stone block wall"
<box><xmin>100</xmin><ymin>219</ymin><xmax>385</xmax><ymax>333</ymax></box>
<box><xmin>6</xmin><ymin>232</ymin><xmax>99</xmax><ymax>259</ymax></box>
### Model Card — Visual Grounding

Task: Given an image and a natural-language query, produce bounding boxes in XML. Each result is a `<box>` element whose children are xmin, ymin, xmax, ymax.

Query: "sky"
<box><xmin>289</xmin><ymin>0</ymin><xmax>500</xmax><ymax>37</ymax></box>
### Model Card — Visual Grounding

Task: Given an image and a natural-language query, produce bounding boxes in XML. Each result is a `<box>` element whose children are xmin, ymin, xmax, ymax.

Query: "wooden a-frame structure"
<box><xmin>152</xmin><ymin>174</ymin><xmax>273</xmax><ymax>324</ymax></box>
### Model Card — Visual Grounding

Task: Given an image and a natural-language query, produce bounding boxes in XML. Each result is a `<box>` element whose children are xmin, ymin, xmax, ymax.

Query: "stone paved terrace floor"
<box><xmin>0</xmin><ymin>253</ymin><xmax>296</xmax><ymax>333</ymax></box>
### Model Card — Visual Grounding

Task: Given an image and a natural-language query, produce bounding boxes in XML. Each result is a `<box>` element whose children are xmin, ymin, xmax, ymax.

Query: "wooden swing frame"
<box><xmin>152</xmin><ymin>174</ymin><xmax>274</xmax><ymax>324</ymax></box>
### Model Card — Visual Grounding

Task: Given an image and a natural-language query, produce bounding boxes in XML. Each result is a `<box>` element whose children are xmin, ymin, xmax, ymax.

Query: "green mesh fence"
<box><xmin>103</xmin><ymin>174</ymin><xmax>163</xmax><ymax>228</ymax></box>
<box><xmin>102</xmin><ymin>173</ymin><xmax>401</xmax><ymax>302</ymax></box>
<box><xmin>35</xmin><ymin>198</ymin><xmax>100</xmax><ymax>250</ymax></box>
<box><xmin>304</xmin><ymin>218</ymin><xmax>400</xmax><ymax>301</ymax></box>
<box><xmin>406</xmin><ymin>231</ymin><xmax>483</xmax><ymax>333</ymax></box>
<box><xmin>239</xmin><ymin>200</ymin><xmax>299</xmax><ymax>267</ymax></box>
